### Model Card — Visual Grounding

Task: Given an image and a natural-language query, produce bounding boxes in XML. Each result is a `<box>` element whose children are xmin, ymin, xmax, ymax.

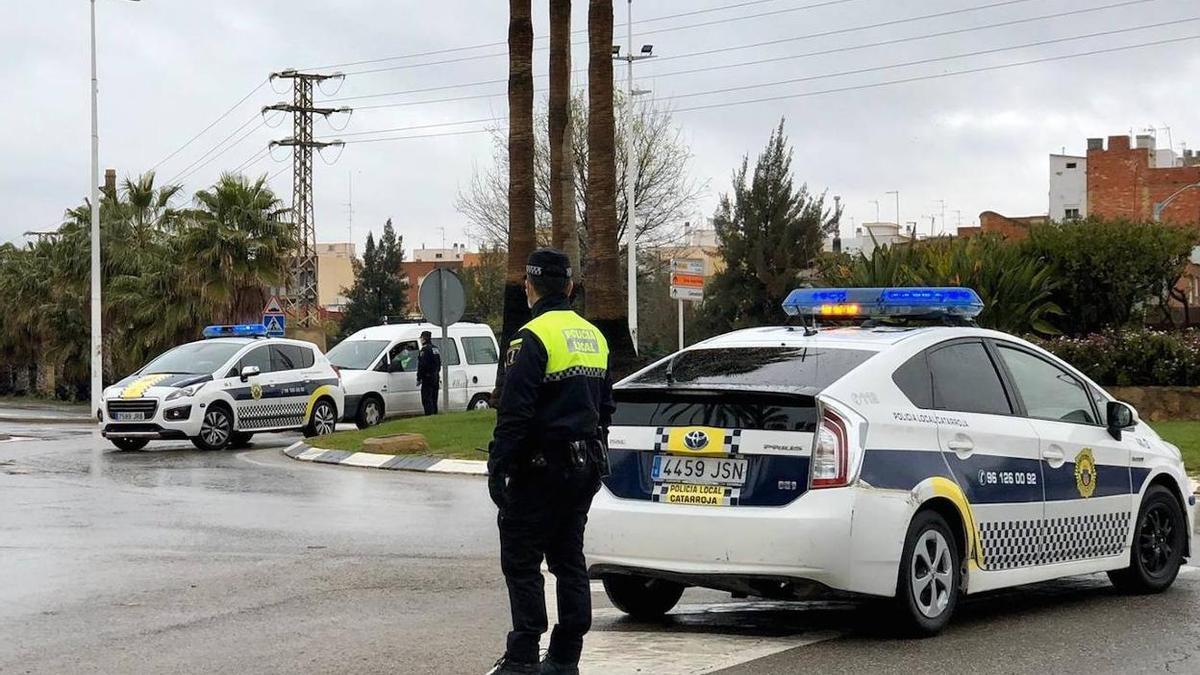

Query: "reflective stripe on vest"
<box><xmin>520</xmin><ymin>310</ymin><xmax>610</xmax><ymax>380</ymax></box>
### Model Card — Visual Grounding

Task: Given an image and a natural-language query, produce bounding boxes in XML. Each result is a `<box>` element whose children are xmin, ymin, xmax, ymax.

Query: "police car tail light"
<box><xmin>810</xmin><ymin>409</ymin><xmax>848</xmax><ymax>489</ymax></box>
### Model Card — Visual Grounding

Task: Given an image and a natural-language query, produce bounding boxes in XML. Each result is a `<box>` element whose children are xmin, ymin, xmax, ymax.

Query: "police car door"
<box><xmin>229</xmin><ymin>344</ymin><xmax>282</xmax><ymax>430</ymax></box>
<box><xmin>926</xmin><ymin>339</ymin><xmax>1046</xmax><ymax>571</ymax></box>
<box><xmin>270</xmin><ymin>343</ymin><xmax>316</xmax><ymax>428</ymax></box>
<box><xmin>990</xmin><ymin>341</ymin><xmax>1134</xmax><ymax>566</ymax></box>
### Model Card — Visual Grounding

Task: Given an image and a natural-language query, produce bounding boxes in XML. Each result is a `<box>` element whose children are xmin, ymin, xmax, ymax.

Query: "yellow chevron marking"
<box><xmin>121</xmin><ymin>374</ymin><xmax>171</xmax><ymax>399</ymax></box>
<box><xmin>931</xmin><ymin>476</ymin><xmax>985</xmax><ymax>569</ymax></box>
<box><xmin>304</xmin><ymin>385</ymin><xmax>336</xmax><ymax>422</ymax></box>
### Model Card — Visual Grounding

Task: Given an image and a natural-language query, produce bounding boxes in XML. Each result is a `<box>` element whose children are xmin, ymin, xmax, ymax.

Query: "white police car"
<box><xmin>587</xmin><ymin>288</ymin><xmax>1195</xmax><ymax>634</ymax></box>
<box><xmin>100</xmin><ymin>324</ymin><xmax>344</xmax><ymax>452</ymax></box>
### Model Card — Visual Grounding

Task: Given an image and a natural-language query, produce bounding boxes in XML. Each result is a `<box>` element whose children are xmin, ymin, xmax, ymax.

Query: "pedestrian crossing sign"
<box><xmin>262</xmin><ymin>313</ymin><xmax>286</xmax><ymax>338</ymax></box>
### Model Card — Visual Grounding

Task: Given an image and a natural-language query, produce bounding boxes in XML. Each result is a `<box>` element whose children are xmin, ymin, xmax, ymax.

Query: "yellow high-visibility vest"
<box><xmin>520</xmin><ymin>310</ymin><xmax>610</xmax><ymax>380</ymax></box>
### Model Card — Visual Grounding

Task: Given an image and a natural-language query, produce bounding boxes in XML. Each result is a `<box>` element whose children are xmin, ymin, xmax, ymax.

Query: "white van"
<box><xmin>326</xmin><ymin>322</ymin><xmax>499</xmax><ymax>428</ymax></box>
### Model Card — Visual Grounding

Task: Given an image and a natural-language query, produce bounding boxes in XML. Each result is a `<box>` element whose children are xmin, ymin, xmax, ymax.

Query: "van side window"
<box><xmin>463</xmin><ymin>336</ymin><xmax>499</xmax><ymax>365</ymax></box>
<box><xmin>892</xmin><ymin>352</ymin><xmax>933</xmax><ymax>408</ymax></box>
<box><xmin>927</xmin><ymin>341</ymin><xmax>1012</xmax><ymax>415</ymax></box>
<box><xmin>432</xmin><ymin>337</ymin><xmax>461</xmax><ymax>366</ymax></box>
<box><xmin>381</xmin><ymin>341</ymin><xmax>419</xmax><ymax>372</ymax></box>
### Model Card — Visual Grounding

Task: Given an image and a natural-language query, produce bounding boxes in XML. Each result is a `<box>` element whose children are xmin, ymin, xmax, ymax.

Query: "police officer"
<box><xmin>486</xmin><ymin>249</ymin><xmax>614</xmax><ymax>675</ymax></box>
<box><xmin>416</xmin><ymin>330</ymin><xmax>441</xmax><ymax>415</ymax></box>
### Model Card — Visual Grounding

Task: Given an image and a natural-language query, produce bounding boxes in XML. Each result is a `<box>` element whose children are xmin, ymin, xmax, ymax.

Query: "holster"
<box><xmin>589</xmin><ymin>439</ymin><xmax>611</xmax><ymax>477</ymax></box>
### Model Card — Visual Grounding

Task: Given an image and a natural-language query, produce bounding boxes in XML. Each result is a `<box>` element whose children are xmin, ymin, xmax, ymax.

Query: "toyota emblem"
<box><xmin>683</xmin><ymin>430</ymin><xmax>709</xmax><ymax>450</ymax></box>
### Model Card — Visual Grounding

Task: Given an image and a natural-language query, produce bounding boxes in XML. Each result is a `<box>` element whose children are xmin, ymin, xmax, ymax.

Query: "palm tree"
<box><xmin>548</xmin><ymin>0</ymin><xmax>579</xmax><ymax>273</ymax></box>
<box><xmin>183</xmin><ymin>173</ymin><xmax>292</xmax><ymax>324</ymax></box>
<box><xmin>587</xmin><ymin>0</ymin><xmax>635</xmax><ymax>370</ymax></box>
<box><xmin>498</xmin><ymin>0</ymin><xmax>536</xmax><ymax>388</ymax></box>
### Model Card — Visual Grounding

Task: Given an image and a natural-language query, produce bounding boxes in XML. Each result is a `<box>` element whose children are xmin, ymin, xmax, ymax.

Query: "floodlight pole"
<box><xmin>90</xmin><ymin>0</ymin><xmax>102</xmax><ymax>419</ymax></box>
<box><xmin>1153</xmin><ymin>182</ymin><xmax>1200</xmax><ymax>222</ymax></box>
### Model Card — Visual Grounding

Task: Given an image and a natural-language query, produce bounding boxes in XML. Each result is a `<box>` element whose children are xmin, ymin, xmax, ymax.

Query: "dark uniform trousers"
<box><xmin>499</xmin><ymin>453</ymin><xmax>599</xmax><ymax>664</ymax></box>
<box><xmin>420</xmin><ymin>383</ymin><xmax>439</xmax><ymax>415</ymax></box>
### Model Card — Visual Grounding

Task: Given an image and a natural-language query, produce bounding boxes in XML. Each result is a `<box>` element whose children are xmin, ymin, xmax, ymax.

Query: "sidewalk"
<box><xmin>0</xmin><ymin>400</ymin><xmax>93</xmax><ymax>424</ymax></box>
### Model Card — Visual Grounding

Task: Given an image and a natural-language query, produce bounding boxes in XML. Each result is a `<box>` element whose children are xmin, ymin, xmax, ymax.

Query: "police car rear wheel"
<box><xmin>110</xmin><ymin>437</ymin><xmax>149</xmax><ymax>452</ymax></box>
<box><xmin>894</xmin><ymin>510</ymin><xmax>960</xmax><ymax>636</ymax></box>
<box><xmin>192</xmin><ymin>406</ymin><xmax>233</xmax><ymax>451</ymax></box>
<box><xmin>356</xmin><ymin>396</ymin><xmax>383</xmax><ymax>429</ymax></box>
<box><xmin>1108</xmin><ymin>485</ymin><xmax>1185</xmax><ymax>594</ymax></box>
<box><xmin>602</xmin><ymin>575</ymin><xmax>685</xmax><ymax>620</ymax></box>
<box><xmin>305</xmin><ymin>399</ymin><xmax>338</xmax><ymax>438</ymax></box>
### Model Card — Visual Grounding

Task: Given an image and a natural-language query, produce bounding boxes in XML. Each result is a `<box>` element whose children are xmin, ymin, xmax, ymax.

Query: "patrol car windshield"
<box><xmin>326</xmin><ymin>340</ymin><xmax>390</xmax><ymax>370</ymax></box>
<box><xmin>141</xmin><ymin>342</ymin><xmax>246</xmax><ymax>375</ymax></box>
<box><xmin>629</xmin><ymin>347</ymin><xmax>875</xmax><ymax>393</ymax></box>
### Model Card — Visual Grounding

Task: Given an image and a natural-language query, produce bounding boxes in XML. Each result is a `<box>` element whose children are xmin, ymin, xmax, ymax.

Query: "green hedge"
<box><xmin>1034</xmin><ymin>330</ymin><xmax>1200</xmax><ymax>387</ymax></box>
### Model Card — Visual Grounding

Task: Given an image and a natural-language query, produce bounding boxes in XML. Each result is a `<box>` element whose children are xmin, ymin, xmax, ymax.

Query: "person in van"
<box><xmin>417</xmin><ymin>330</ymin><xmax>441</xmax><ymax>415</ymax></box>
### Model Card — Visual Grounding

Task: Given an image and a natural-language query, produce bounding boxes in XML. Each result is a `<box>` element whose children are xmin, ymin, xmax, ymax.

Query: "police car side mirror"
<box><xmin>240</xmin><ymin>365</ymin><xmax>260</xmax><ymax>382</ymax></box>
<box><xmin>1107</xmin><ymin>401</ymin><xmax>1136</xmax><ymax>440</ymax></box>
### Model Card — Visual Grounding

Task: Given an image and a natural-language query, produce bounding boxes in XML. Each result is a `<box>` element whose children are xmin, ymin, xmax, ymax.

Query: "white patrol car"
<box><xmin>100</xmin><ymin>324</ymin><xmax>344</xmax><ymax>452</ymax></box>
<box><xmin>587</xmin><ymin>287</ymin><xmax>1195</xmax><ymax>634</ymax></box>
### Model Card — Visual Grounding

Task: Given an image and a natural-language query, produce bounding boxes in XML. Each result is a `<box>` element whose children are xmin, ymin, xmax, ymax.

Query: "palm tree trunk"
<box><xmin>548</xmin><ymin>0</ymin><xmax>579</xmax><ymax>274</ymax></box>
<box><xmin>498</xmin><ymin>0</ymin><xmax>536</xmax><ymax>394</ymax></box>
<box><xmin>587</xmin><ymin>0</ymin><xmax>635</xmax><ymax>373</ymax></box>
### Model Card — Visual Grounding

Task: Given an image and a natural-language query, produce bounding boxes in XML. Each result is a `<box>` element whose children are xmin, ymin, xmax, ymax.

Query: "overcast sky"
<box><xmin>4</xmin><ymin>0</ymin><xmax>1199</xmax><ymax>254</ymax></box>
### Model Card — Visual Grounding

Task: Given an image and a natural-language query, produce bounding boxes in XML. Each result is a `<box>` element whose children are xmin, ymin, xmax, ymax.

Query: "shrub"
<box><xmin>1034</xmin><ymin>329</ymin><xmax>1200</xmax><ymax>387</ymax></box>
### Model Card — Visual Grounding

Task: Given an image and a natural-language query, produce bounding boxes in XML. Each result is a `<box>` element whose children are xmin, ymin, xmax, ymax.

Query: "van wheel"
<box><xmin>1109</xmin><ymin>485</ymin><xmax>1186</xmax><ymax>594</ymax></box>
<box><xmin>356</xmin><ymin>396</ymin><xmax>384</xmax><ymax>429</ymax></box>
<box><xmin>602</xmin><ymin>575</ymin><xmax>685</xmax><ymax>620</ymax></box>
<box><xmin>192</xmin><ymin>405</ymin><xmax>233</xmax><ymax>451</ymax></box>
<box><xmin>468</xmin><ymin>393</ymin><xmax>491</xmax><ymax>411</ymax></box>
<box><xmin>110</xmin><ymin>438</ymin><xmax>149</xmax><ymax>452</ymax></box>
<box><xmin>893</xmin><ymin>510</ymin><xmax>960</xmax><ymax>637</ymax></box>
<box><xmin>304</xmin><ymin>399</ymin><xmax>338</xmax><ymax>438</ymax></box>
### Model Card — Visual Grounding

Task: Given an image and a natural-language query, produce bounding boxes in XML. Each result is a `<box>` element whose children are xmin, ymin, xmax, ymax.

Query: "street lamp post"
<box><xmin>89</xmin><ymin>0</ymin><xmax>139</xmax><ymax>419</ymax></box>
<box><xmin>1153</xmin><ymin>182</ymin><xmax>1200</xmax><ymax>222</ymax></box>
<box><xmin>886</xmin><ymin>190</ymin><xmax>900</xmax><ymax>227</ymax></box>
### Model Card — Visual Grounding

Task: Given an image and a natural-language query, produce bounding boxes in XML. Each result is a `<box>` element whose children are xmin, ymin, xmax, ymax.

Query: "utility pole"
<box><xmin>266</xmin><ymin>69</ymin><xmax>350</xmax><ymax>328</ymax></box>
<box><xmin>934</xmin><ymin>199</ymin><xmax>946</xmax><ymax>236</ymax></box>
<box><xmin>953</xmin><ymin>209</ymin><xmax>963</xmax><ymax>233</ymax></box>
<box><xmin>614</xmin><ymin>0</ymin><xmax>654</xmax><ymax>354</ymax></box>
<box><xmin>886</xmin><ymin>191</ymin><xmax>900</xmax><ymax>227</ymax></box>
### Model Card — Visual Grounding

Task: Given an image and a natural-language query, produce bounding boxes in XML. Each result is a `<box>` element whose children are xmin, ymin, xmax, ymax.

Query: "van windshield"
<box><xmin>326</xmin><ymin>340</ymin><xmax>390</xmax><ymax>370</ymax></box>
<box><xmin>626</xmin><ymin>346</ymin><xmax>875</xmax><ymax>394</ymax></box>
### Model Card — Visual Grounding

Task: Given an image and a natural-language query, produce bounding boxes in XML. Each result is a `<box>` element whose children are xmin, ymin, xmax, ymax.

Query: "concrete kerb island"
<box><xmin>283</xmin><ymin>441</ymin><xmax>488</xmax><ymax>476</ymax></box>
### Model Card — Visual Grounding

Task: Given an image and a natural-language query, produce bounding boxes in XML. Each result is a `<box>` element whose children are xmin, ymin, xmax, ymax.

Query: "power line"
<box><xmin>322</xmin><ymin>117</ymin><xmax>500</xmax><ymax>140</ymax></box>
<box><xmin>341</xmin><ymin>128</ymin><xmax>499</xmax><ymax>145</ymax></box>
<box><xmin>337</xmin><ymin>0</ymin><xmax>877</xmax><ymax>76</ymax></box>
<box><xmin>671</xmin><ymin>33</ymin><xmax>1200</xmax><ymax>113</ymax></box>
<box><xmin>168</xmin><ymin>117</ymin><xmax>268</xmax><ymax>186</ymax></box>
<box><xmin>310</xmin><ymin>0</ymin><xmax>856</xmax><ymax>70</ymax></box>
<box><xmin>150</xmin><ymin>79</ymin><xmax>267</xmax><ymax>171</ymax></box>
<box><xmin>665</xmin><ymin>16</ymin><xmax>1200</xmax><ymax>102</ymax></box>
<box><xmin>337</xmin><ymin>0</ymin><xmax>1157</xmax><ymax>113</ymax></box>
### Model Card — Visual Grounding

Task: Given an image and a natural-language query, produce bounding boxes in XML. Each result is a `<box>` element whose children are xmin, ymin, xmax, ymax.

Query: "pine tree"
<box><xmin>697</xmin><ymin>120</ymin><xmax>840</xmax><ymax>335</ymax></box>
<box><xmin>339</xmin><ymin>219</ymin><xmax>409</xmax><ymax>337</ymax></box>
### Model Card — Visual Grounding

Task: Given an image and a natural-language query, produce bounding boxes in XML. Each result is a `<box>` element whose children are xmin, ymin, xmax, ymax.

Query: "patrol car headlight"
<box><xmin>166</xmin><ymin>384</ymin><xmax>202</xmax><ymax>402</ymax></box>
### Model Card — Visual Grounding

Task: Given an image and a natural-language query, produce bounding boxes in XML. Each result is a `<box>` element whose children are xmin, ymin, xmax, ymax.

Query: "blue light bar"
<box><xmin>202</xmin><ymin>324</ymin><xmax>268</xmax><ymax>339</ymax></box>
<box><xmin>781</xmin><ymin>287</ymin><xmax>984</xmax><ymax>319</ymax></box>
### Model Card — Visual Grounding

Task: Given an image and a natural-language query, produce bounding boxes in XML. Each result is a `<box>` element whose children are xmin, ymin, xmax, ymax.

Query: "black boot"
<box><xmin>539</xmin><ymin>657</ymin><xmax>579</xmax><ymax>675</ymax></box>
<box><xmin>485</xmin><ymin>655</ymin><xmax>539</xmax><ymax>675</ymax></box>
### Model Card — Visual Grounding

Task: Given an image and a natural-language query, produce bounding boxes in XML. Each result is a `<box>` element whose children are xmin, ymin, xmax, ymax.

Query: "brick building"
<box><xmin>399</xmin><ymin>246</ymin><xmax>482</xmax><ymax>316</ymax></box>
<box><xmin>1086</xmin><ymin>134</ymin><xmax>1200</xmax><ymax>225</ymax></box>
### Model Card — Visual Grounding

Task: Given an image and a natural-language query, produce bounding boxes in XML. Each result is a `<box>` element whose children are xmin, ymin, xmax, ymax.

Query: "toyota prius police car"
<box><xmin>587</xmin><ymin>287</ymin><xmax>1195</xmax><ymax>634</ymax></box>
<box><xmin>100</xmin><ymin>324</ymin><xmax>344</xmax><ymax>452</ymax></box>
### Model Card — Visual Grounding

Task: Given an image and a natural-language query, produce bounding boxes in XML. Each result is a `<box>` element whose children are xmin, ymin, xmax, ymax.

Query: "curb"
<box><xmin>283</xmin><ymin>441</ymin><xmax>487</xmax><ymax>476</ymax></box>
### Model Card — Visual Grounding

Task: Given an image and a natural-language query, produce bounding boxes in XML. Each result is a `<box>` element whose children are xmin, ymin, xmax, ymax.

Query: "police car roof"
<box><xmin>346</xmin><ymin>321</ymin><xmax>494</xmax><ymax>340</ymax></box>
<box><xmin>695</xmin><ymin>324</ymin><xmax>980</xmax><ymax>351</ymax></box>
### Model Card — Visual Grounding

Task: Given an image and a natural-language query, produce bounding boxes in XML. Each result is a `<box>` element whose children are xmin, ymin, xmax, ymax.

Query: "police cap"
<box><xmin>526</xmin><ymin>248</ymin><xmax>572</xmax><ymax>279</ymax></box>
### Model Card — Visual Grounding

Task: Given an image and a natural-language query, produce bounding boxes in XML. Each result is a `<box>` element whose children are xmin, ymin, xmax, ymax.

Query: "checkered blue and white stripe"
<box><xmin>978</xmin><ymin>512</ymin><xmax>1130</xmax><ymax>570</ymax></box>
<box><xmin>238</xmin><ymin>402</ymin><xmax>306</xmax><ymax>430</ymax></box>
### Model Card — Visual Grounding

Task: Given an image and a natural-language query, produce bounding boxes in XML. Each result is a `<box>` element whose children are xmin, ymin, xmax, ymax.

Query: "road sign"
<box><xmin>262</xmin><ymin>313</ymin><xmax>286</xmax><ymax>338</ymax></box>
<box><xmin>670</xmin><ymin>259</ymin><xmax>705</xmax><ymax>302</ymax></box>
<box><xmin>263</xmin><ymin>295</ymin><xmax>285</xmax><ymax>315</ymax></box>
<box><xmin>418</xmin><ymin>268</ymin><xmax>466</xmax><ymax>414</ymax></box>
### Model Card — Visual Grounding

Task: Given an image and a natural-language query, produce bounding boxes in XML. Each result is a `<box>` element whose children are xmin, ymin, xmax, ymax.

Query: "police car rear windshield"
<box><xmin>142</xmin><ymin>342</ymin><xmax>246</xmax><ymax>375</ymax></box>
<box><xmin>326</xmin><ymin>340</ymin><xmax>390</xmax><ymax>370</ymax></box>
<box><xmin>628</xmin><ymin>347</ymin><xmax>875</xmax><ymax>394</ymax></box>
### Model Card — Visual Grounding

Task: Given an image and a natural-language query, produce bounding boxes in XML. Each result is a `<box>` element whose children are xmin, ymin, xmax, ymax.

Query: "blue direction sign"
<box><xmin>262</xmin><ymin>313</ymin><xmax>286</xmax><ymax>337</ymax></box>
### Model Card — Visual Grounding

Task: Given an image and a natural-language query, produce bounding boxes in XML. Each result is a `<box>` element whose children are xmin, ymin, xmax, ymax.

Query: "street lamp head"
<box><xmin>640</xmin><ymin>44</ymin><xmax>654</xmax><ymax>55</ymax></box>
<box><xmin>611</xmin><ymin>45</ymin><xmax>621</xmax><ymax>56</ymax></box>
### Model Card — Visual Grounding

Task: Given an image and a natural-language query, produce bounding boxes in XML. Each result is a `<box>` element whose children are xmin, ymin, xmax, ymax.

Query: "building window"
<box><xmin>1065</xmin><ymin>162</ymin><xmax>1077</xmax><ymax>169</ymax></box>
<box><xmin>1064</xmin><ymin>208</ymin><xmax>1081</xmax><ymax>220</ymax></box>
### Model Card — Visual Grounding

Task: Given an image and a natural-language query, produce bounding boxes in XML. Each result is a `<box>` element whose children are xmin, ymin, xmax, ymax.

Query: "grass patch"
<box><xmin>308</xmin><ymin>409</ymin><xmax>496</xmax><ymax>460</ymax></box>
<box><xmin>1149</xmin><ymin>421</ymin><xmax>1200</xmax><ymax>474</ymax></box>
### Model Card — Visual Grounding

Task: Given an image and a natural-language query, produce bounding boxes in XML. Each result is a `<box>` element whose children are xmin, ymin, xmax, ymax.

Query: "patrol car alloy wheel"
<box><xmin>305</xmin><ymin>400</ymin><xmax>337</xmax><ymax>438</ymax></box>
<box><xmin>894</xmin><ymin>510</ymin><xmax>960</xmax><ymax>636</ymax></box>
<box><xmin>1109</xmin><ymin>485</ymin><xmax>1186</xmax><ymax>594</ymax></box>
<box><xmin>193</xmin><ymin>406</ymin><xmax>233</xmax><ymax>451</ymax></box>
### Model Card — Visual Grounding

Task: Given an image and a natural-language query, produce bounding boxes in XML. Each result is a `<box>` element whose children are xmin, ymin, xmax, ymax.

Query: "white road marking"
<box><xmin>541</xmin><ymin>577</ymin><xmax>839</xmax><ymax>674</ymax></box>
<box><xmin>0</xmin><ymin>436</ymin><xmax>35</xmax><ymax>444</ymax></box>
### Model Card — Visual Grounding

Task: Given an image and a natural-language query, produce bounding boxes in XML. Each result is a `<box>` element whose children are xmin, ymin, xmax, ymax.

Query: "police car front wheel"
<box><xmin>1108</xmin><ymin>484</ymin><xmax>1186</xmax><ymax>594</ymax></box>
<box><xmin>602</xmin><ymin>575</ymin><xmax>685</xmax><ymax>621</ymax></box>
<box><xmin>894</xmin><ymin>510</ymin><xmax>961</xmax><ymax>636</ymax></box>
<box><xmin>110</xmin><ymin>437</ymin><xmax>149</xmax><ymax>452</ymax></box>
<box><xmin>192</xmin><ymin>405</ymin><xmax>234</xmax><ymax>451</ymax></box>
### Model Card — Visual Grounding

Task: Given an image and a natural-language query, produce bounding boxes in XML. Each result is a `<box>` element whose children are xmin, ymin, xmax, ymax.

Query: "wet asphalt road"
<box><xmin>1</xmin><ymin>409</ymin><xmax>1198</xmax><ymax>674</ymax></box>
